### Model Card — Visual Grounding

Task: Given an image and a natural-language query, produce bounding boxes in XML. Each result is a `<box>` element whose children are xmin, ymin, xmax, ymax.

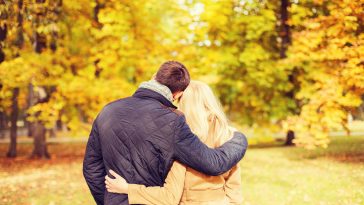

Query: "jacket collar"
<box><xmin>133</xmin><ymin>88</ymin><xmax>177</xmax><ymax>109</ymax></box>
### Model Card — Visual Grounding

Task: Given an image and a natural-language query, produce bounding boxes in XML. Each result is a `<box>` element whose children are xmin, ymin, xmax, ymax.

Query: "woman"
<box><xmin>105</xmin><ymin>81</ymin><xmax>244</xmax><ymax>205</ymax></box>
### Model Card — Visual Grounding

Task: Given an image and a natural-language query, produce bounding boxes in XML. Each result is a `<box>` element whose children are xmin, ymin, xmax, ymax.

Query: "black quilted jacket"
<box><xmin>83</xmin><ymin>88</ymin><xmax>248</xmax><ymax>205</ymax></box>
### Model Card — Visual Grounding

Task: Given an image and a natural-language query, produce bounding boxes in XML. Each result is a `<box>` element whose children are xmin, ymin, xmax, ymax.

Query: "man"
<box><xmin>83</xmin><ymin>61</ymin><xmax>248</xmax><ymax>205</ymax></box>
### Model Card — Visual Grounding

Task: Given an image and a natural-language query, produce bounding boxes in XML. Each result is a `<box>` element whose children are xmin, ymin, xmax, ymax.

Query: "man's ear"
<box><xmin>172</xmin><ymin>91</ymin><xmax>183</xmax><ymax>102</ymax></box>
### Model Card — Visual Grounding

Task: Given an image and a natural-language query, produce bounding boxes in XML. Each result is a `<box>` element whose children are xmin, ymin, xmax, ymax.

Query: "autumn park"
<box><xmin>0</xmin><ymin>0</ymin><xmax>363</xmax><ymax>204</ymax></box>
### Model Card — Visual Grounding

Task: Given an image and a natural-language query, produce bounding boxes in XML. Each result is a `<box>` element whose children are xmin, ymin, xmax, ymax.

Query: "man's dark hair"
<box><xmin>155</xmin><ymin>61</ymin><xmax>190</xmax><ymax>93</ymax></box>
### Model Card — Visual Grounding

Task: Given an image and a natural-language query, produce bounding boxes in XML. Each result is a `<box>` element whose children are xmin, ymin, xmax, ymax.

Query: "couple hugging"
<box><xmin>83</xmin><ymin>61</ymin><xmax>248</xmax><ymax>205</ymax></box>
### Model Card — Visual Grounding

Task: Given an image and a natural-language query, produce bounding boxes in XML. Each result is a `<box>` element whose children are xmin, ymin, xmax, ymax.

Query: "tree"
<box><xmin>278</xmin><ymin>0</ymin><xmax>296</xmax><ymax>146</ymax></box>
<box><xmin>7</xmin><ymin>87</ymin><xmax>19</xmax><ymax>157</ymax></box>
<box><xmin>0</xmin><ymin>0</ymin><xmax>362</xmax><ymax>153</ymax></box>
<box><xmin>1</xmin><ymin>0</ymin><xmax>24</xmax><ymax>157</ymax></box>
<box><xmin>283</xmin><ymin>0</ymin><xmax>364</xmax><ymax>148</ymax></box>
<box><xmin>185</xmin><ymin>0</ymin><xmax>296</xmax><ymax>133</ymax></box>
<box><xmin>175</xmin><ymin>0</ymin><xmax>363</xmax><ymax>148</ymax></box>
<box><xmin>0</xmin><ymin>0</ymin><xmax>8</xmax><ymax>138</ymax></box>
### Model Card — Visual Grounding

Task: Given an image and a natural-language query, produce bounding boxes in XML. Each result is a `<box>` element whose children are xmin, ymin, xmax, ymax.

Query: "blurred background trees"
<box><xmin>0</xmin><ymin>0</ymin><xmax>363</xmax><ymax>157</ymax></box>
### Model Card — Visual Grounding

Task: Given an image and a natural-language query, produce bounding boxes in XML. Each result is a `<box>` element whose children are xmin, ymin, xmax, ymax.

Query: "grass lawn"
<box><xmin>0</xmin><ymin>136</ymin><xmax>363</xmax><ymax>205</ymax></box>
<box><xmin>242</xmin><ymin>136</ymin><xmax>364</xmax><ymax>205</ymax></box>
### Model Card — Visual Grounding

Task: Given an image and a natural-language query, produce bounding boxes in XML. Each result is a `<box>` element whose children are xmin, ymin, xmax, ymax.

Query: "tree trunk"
<box><xmin>49</xmin><ymin>128</ymin><xmax>56</xmax><ymax>138</ymax></box>
<box><xmin>279</xmin><ymin>0</ymin><xmax>295</xmax><ymax>145</ymax></box>
<box><xmin>31</xmin><ymin>121</ymin><xmax>50</xmax><ymax>158</ymax></box>
<box><xmin>0</xmin><ymin>2</ymin><xmax>6</xmax><ymax>138</ymax></box>
<box><xmin>0</xmin><ymin>23</ymin><xmax>5</xmax><ymax>62</ymax></box>
<box><xmin>353</xmin><ymin>95</ymin><xmax>364</xmax><ymax>120</ymax></box>
<box><xmin>15</xmin><ymin>0</ymin><xmax>24</xmax><ymax>48</ymax></box>
<box><xmin>93</xmin><ymin>0</ymin><xmax>103</xmax><ymax>77</ymax></box>
<box><xmin>1</xmin><ymin>0</ymin><xmax>19</xmax><ymax>156</ymax></box>
<box><xmin>284</xmin><ymin>130</ymin><xmax>295</xmax><ymax>146</ymax></box>
<box><xmin>279</xmin><ymin>0</ymin><xmax>291</xmax><ymax>58</ymax></box>
<box><xmin>56</xmin><ymin>110</ymin><xmax>63</xmax><ymax>131</ymax></box>
<box><xmin>25</xmin><ymin>83</ymin><xmax>34</xmax><ymax>137</ymax></box>
<box><xmin>0</xmin><ymin>111</ymin><xmax>6</xmax><ymax>138</ymax></box>
<box><xmin>27</xmin><ymin>83</ymin><xmax>34</xmax><ymax>137</ymax></box>
<box><xmin>30</xmin><ymin>0</ymin><xmax>50</xmax><ymax>158</ymax></box>
<box><xmin>93</xmin><ymin>0</ymin><xmax>103</xmax><ymax>29</ymax></box>
<box><xmin>7</xmin><ymin>88</ymin><xmax>20</xmax><ymax>158</ymax></box>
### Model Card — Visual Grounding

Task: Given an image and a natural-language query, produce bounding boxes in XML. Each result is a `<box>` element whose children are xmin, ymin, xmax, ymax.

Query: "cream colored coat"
<box><xmin>127</xmin><ymin>130</ymin><xmax>243</xmax><ymax>205</ymax></box>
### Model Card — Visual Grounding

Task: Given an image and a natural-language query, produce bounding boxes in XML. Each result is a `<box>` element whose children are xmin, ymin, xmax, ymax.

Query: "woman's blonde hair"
<box><xmin>178</xmin><ymin>81</ymin><xmax>234</xmax><ymax>147</ymax></box>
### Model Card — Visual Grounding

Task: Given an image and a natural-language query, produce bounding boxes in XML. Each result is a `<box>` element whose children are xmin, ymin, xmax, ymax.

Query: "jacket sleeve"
<box><xmin>173</xmin><ymin>115</ymin><xmax>248</xmax><ymax>176</ymax></box>
<box><xmin>127</xmin><ymin>162</ymin><xmax>186</xmax><ymax>205</ymax></box>
<box><xmin>83</xmin><ymin>121</ymin><xmax>106</xmax><ymax>205</ymax></box>
<box><xmin>224</xmin><ymin>165</ymin><xmax>243</xmax><ymax>205</ymax></box>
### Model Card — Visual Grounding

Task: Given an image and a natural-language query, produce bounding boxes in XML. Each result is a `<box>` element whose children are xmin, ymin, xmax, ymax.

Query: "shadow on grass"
<box><xmin>300</xmin><ymin>136</ymin><xmax>364</xmax><ymax>163</ymax></box>
<box><xmin>248</xmin><ymin>141</ymin><xmax>286</xmax><ymax>149</ymax></box>
<box><xmin>0</xmin><ymin>143</ymin><xmax>86</xmax><ymax>172</ymax></box>
<box><xmin>248</xmin><ymin>135</ymin><xmax>364</xmax><ymax>163</ymax></box>
<box><xmin>1</xmin><ymin>136</ymin><xmax>363</xmax><ymax>173</ymax></box>
<box><xmin>286</xmin><ymin>136</ymin><xmax>363</xmax><ymax>163</ymax></box>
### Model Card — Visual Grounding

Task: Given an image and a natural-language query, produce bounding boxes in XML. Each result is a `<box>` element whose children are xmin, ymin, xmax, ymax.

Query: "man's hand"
<box><xmin>105</xmin><ymin>170</ymin><xmax>129</xmax><ymax>194</ymax></box>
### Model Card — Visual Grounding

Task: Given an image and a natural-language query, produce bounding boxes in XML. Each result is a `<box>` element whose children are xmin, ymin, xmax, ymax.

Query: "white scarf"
<box><xmin>139</xmin><ymin>79</ymin><xmax>173</xmax><ymax>103</ymax></box>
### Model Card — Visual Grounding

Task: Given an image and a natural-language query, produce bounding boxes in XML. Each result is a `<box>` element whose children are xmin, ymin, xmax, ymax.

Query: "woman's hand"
<box><xmin>105</xmin><ymin>169</ymin><xmax>129</xmax><ymax>194</ymax></box>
